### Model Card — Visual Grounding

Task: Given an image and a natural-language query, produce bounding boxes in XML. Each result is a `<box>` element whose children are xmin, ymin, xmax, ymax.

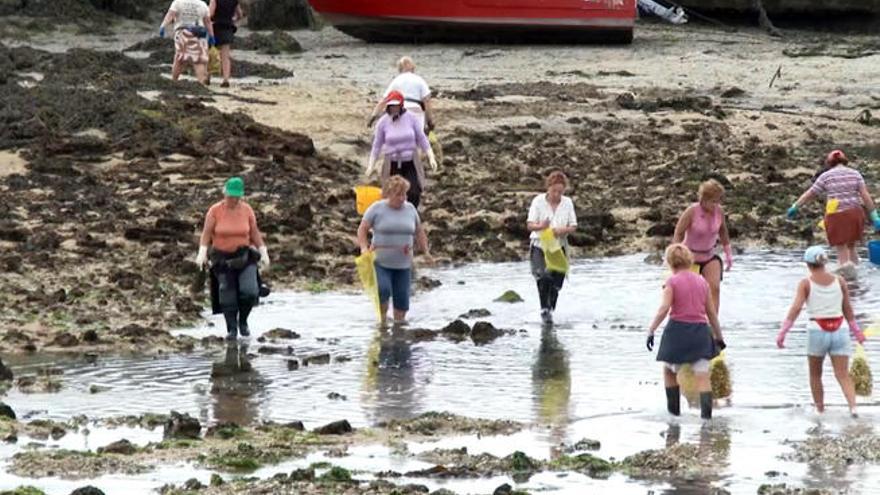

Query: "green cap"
<box><xmin>224</xmin><ymin>177</ymin><xmax>244</xmax><ymax>197</ymax></box>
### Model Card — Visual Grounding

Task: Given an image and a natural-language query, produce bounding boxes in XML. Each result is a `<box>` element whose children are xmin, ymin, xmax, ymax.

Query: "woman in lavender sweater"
<box><xmin>365</xmin><ymin>90</ymin><xmax>438</xmax><ymax>208</ymax></box>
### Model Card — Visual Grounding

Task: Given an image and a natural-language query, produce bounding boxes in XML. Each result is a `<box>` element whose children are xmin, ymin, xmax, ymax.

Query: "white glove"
<box><xmin>426</xmin><ymin>148</ymin><xmax>438</xmax><ymax>171</ymax></box>
<box><xmin>195</xmin><ymin>245</ymin><xmax>208</xmax><ymax>269</ymax></box>
<box><xmin>365</xmin><ymin>157</ymin><xmax>378</xmax><ymax>177</ymax></box>
<box><xmin>258</xmin><ymin>245</ymin><xmax>270</xmax><ymax>269</ymax></box>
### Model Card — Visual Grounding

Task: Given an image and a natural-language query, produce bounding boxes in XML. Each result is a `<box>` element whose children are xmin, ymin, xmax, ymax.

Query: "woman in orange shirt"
<box><xmin>196</xmin><ymin>177</ymin><xmax>269</xmax><ymax>340</ymax></box>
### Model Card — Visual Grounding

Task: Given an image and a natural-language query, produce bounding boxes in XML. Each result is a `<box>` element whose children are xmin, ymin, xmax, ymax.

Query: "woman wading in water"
<box><xmin>777</xmin><ymin>246</ymin><xmax>865</xmax><ymax>416</ymax></box>
<box><xmin>673</xmin><ymin>179</ymin><xmax>732</xmax><ymax>314</ymax></box>
<box><xmin>647</xmin><ymin>244</ymin><xmax>725</xmax><ymax>419</ymax></box>
<box><xmin>196</xmin><ymin>177</ymin><xmax>270</xmax><ymax>340</ymax></box>
<box><xmin>526</xmin><ymin>171</ymin><xmax>577</xmax><ymax>325</ymax></box>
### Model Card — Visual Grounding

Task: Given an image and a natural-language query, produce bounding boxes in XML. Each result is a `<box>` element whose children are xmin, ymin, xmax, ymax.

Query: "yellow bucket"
<box><xmin>355</xmin><ymin>185</ymin><xmax>382</xmax><ymax>215</ymax></box>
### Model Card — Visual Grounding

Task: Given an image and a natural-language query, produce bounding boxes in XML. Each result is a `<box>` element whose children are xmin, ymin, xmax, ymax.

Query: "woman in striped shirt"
<box><xmin>788</xmin><ymin>150</ymin><xmax>880</xmax><ymax>266</ymax></box>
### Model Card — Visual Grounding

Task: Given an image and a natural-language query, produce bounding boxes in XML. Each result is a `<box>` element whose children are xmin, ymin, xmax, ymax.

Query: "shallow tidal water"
<box><xmin>4</xmin><ymin>251</ymin><xmax>880</xmax><ymax>494</ymax></box>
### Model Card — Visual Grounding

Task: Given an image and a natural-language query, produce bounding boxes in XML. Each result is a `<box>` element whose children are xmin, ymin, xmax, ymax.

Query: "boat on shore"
<box><xmin>307</xmin><ymin>0</ymin><xmax>637</xmax><ymax>44</ymax></box>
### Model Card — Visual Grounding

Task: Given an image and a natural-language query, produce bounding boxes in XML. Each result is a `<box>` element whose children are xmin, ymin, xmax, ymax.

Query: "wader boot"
<box><xmin>238</xmin><ymin>304</ymin><xmax>252</xmax><ymax>337</ymax></box>
<box><xmin>700</xmin><ymin>391</ymin><xmax>713</xmax><ymax>419</ymax></box>
<box><xmin>665</xmin><ymin>386</ymin><xmax>681</xmax><ymax>416</ymax></box>
<box><xmin>224</xmin><ymin>310</ymin><xmax>238</xmax><ymax>341</ymax></box>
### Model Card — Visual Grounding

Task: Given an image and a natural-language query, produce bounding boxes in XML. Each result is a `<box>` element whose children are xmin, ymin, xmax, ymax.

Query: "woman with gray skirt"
<box><xmin>646</xmin><ymin>243</ymin><xmax>725</xmax><ymax>419</ymax></box>
<box><xmin>526</xmin><ymin>171</ymin><xmax>577</xmax><ymax>325</ymax></box>
<box><xmin>196</xmin><ymin>176</ymin><xmax>270</xmax><ymax>340</ymax></box>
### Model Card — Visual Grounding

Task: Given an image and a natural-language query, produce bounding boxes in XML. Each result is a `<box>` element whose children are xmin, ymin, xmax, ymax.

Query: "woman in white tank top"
<box><xmin>776</xmin><ymin>246</ymin><xmax>865</xmax><ymax>417</ymax></box>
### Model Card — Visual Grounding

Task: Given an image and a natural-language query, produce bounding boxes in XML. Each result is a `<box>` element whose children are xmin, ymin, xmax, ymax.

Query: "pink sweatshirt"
<box><xmin>370</xmin><ymin>111</ymin><xmax>430</xmax><ymax>163</ymax></box>
<box><xmin>667</xmin><ymin>271</ymin><xmax>709</xmax><ymax>324</ymax></box>
<box><xmin>684</xmin><ymin>203</ymin><xmax>722</xmax><ymax>263</ymax></box>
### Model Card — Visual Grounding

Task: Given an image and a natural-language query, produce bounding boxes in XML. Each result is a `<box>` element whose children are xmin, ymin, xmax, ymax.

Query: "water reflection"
<box><xmin>363</xmin><ymin>325</ymin><xmax>420</xmax><ymax>421</ymax></box>
<box><xmin>533</xmin><ymin>326</ymin><xmax>571</xmax><ymax>457</ymax></box>
<box><xmin>210</xmin><ymin>343</ymin><xmax>266</xmax><ymax>425</ymax></box>
<box><xmin>661</xmin><ymin>422</ymin><xmax>731</xmax><ymax>494</ymax></box>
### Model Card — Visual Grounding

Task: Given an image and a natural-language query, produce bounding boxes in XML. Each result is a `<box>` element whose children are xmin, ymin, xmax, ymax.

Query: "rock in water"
<box><xmin>440</xmin><ymin>319</ymin><xmax>471</xmax><ymax>339</ymax></box>
<box><xmin>850</xmin><ymin>352</ymin><xmax>873</xmax><ymax>397</ymax></box>
<box><xmin>97</xmin><ymin>439</ymin><xmax>136</xmax><ymax>455</ymax></box>
<box><xmin>0</xmin><ymin>402</ymin><xmax>15</xmax><ymax>420</ymax></box>
<box><xmin>314</xmin><ymin>420</ymin><xmax>352</xmax><ymax>435</ymax></box>
<box><xmin>70</xmin><ymin>487</ymin><xmax>106</xmax><ymax>495</ymax></box>
<box><xmin>710</xmin><ymin>356</ymin><xmax>732</xmax><ymax>399</ymax></box>
<box><xmin>164</xmin><ymin>411</ymin><xmax>201</xmax><ymax>439</ymax></box>
<box><xmin>0</xmin><ymin>358</ymin><xmax>12</xmax><ymax>381</ymax></box>
<box><xmin>471</xmin><ymin>321</ymin><xmax>503</xmax><ymax>345</ymax></box>
<box><xmin>494</xmin><ymin>290</ymin><xmax>523</xmax><ymax>303</ymax></box>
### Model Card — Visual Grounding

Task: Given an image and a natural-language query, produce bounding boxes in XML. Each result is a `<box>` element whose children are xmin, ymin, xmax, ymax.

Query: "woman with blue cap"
<box><xmin>196</xmin><ymin>177</ymin><xmax>270</xmax><ymax>340</ymax></box>
<box><xmin>777</xmin><ymin>245</ymin><xmax>865</xmax><ymax>416</ymax></box>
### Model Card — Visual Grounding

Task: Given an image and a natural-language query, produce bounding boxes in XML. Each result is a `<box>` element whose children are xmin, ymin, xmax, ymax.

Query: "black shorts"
<box><xmin>213</xmin><ymin>23</ymin><xmax>236</xmax><ymax>46</ymax></box>
<box><xmin>694</xmin><ymin>255</ymin><xmax>723</xmax><ymax>282</ymax></box>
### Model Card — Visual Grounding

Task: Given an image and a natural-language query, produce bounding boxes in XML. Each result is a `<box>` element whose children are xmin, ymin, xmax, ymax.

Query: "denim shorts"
<box><xmin>375</xmin><ymin>263</ymin><xmax>411</xmax><ymax>312</ymax></box>
<box><xmin>807</xmin><ymin>323</ymin><xmax>852</xmax><ymax>357</ymax></box>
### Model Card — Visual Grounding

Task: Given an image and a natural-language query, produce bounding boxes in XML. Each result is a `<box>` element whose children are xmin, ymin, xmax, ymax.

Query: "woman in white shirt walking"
<box><xmin>777</xmin><ymin>246</ymin><xmax>865</xmax><ymax>416</ymax></box>
<box><xmin>526</xmin><ymin>171</ymin><xmax>578</xmax><ymax>324</ymax></box>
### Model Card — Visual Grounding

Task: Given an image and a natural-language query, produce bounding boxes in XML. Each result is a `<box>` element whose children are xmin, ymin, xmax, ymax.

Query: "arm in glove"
<box><xmin>258</xmin><ymin>245</ymin><xmax>270</xmax><ymax>269</ymax></box>
<box><xmin>195</xmin><ymin>245</ymin><xmax>208</xmax><ymax>269</ymax></box>
<box><xmin>646</xmin><ymin>333</ymin><xmax>655</xmax><ymax>352</ymax></box>
<box><xmin>159</xmin><ymin>26</ymin><xmax>166</xmax><ymax>38</ymax></box>
<box><xmin>786</xmin><ymin>204</ymin><xmax>798</xmax><ymax>219</ymax></box>
<box><xmin>849</xmin><ymin>319</ymin><xmax>866</xmax><ymax>344</ymax></box>
<box><xmin>208</xmin><ymin>35</ymin><xmax>216</xmax><ymax>46</ymax></box>
<box><xmin>426</xmin><ymin>147</ymin><xmax>438</xmax><ymax>171</ymax></box>
<box><xmin>871</xmin><ymin>210</ymin><xmax>880</xmax><ymax>231</ymax></box>
<box><xmin>777</xmin><ymin>319</ymin><xmax>793</xmax><ymax>348</ymax></box>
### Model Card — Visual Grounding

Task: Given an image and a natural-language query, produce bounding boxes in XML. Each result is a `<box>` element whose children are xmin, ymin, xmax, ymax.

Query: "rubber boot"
<box><xmin>223</xmin><ymin>311</ymin><xmax>238</xmax><ymax>341</ymax></box>
<box><xmin>238</xmin><ymin>304</ymin><xmax>252</xmax><ymax>337</ymax></box>
<box><xmin>665</xmin><ymin>386</ymin><xmax>681</xmax><ymax>416</ymax></box>
<box><xmin>700</xmin><ymin>391</ymin><xmax>713</xmax><ymax>419</ymax></box>
<box><xmin>548</xmin><ymin>287</ymin><xmax>559</xmax><ymax>311</ymax></box>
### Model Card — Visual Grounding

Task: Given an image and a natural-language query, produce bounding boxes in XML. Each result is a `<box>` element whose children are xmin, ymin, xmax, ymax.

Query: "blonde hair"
<box><xmin>665</xmin><ymin>243</ymin><xmax>694</xmax><ymax>271</ymax></box>
<box><xmin>397</xmin><ymin>56</ymin><xmax>415</xmax><ymax>73</ymax></box>
<box><xmin>699</xmin><ymin>179</ymin><xmax>724</xmax><ymax>202</ymax></box>
<box><xmin>545</xmin><ymin>170</ymin><xmax>569</xmax><ymax>189</ymax></box>
<box><xmin>383</xmin><ymin>176</ymin><xmax>410</xmax><ymax>198</ymax></box>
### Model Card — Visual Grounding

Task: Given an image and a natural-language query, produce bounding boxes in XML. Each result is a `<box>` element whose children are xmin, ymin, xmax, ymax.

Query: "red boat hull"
<box><xmin>308</xmin><ymin>0</ymin><xmax>636</xmax><ymax>44</ymax></box>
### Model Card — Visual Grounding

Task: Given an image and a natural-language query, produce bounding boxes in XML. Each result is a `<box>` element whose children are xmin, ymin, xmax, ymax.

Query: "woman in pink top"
<box><xmin>673</xmin><ymin>179</ymin><xmax>732</xmax><ymax>314</ymax></box>
<box><xmin>365</xmin><ymin>90</ymin><xmax>438</xmax><ymax>208</ymax></box>
<box><xmin>647</xmin><ymin>244</ymin><xmax>725</xmax><ymax>419</ymax></box>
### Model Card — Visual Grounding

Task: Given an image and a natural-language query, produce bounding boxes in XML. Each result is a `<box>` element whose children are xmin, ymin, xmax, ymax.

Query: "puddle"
<box><xmin>5</xmin><ymin>251</ymin><xmax>880</xmax><ymax>493</ymax></box>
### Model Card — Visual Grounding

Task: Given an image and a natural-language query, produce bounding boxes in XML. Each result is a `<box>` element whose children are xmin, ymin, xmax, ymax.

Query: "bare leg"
<box><xmin>392</xmin><ymin>309</ymin><xmax>407</xmax><ymax>323</ymax></box>
<box><xmin>808</xmin><ymin>356</ymin><xmax>825</xmax><ymax>413</ymax></box>
<box><xmin>221</xmin><ymin>44</ymin><xmax>232</xmax><ymax>83</ymax></box>
<box><xmin>835</xmin><ymin>245</ymin><xmax>850</xmax><ymax>265</ymax></box>
<box><xmin>663</xmin><ymin>366</ymin><xmax>678</xmax><ymax>387</ymax></box>
<box><xmin>695</xmin><ymin>371</ymin><xmax>711</xmax><ymax>393</ymax></box>
<box><xmin>830</xmin><ymin>355</ymin><xmax>857</xmax><ymax>415</ymax></box>
<box><xmin>171</xmin><ymin>58</ymin><xmax>183</xmax><ymax>81</ymax></box>
<box><xmin>379</xmin><ymin>303</ymin><xmax>388</xmax><ymax>325</ymax></box>
<box><xmin>194</xmin><ymin>63</ymin><xmax>208</xmax><ymax>85</ymax></box>
<box><xmin>702</xmin><ymin>259</ymin><xmax>722</xmax><ymax>314</ymax></box>
<box><xmin>848</xmin><ymin>243</ymin><xmax>859</xmax><ymax>265</ymax></box>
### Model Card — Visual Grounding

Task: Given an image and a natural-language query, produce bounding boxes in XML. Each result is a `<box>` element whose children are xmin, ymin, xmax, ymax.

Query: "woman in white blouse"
<box><xmin>526</xmin><ymin>171</ymin><xmax>578</xmax><ymax>325</ymax></box>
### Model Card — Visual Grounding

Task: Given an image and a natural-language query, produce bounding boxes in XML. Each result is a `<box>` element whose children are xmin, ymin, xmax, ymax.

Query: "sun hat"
<box><xmin>803</xmin><ymin>245</ymin><xmax>828</xmax><ymax>265</ymax></box>
<box><xmin>224</xmin><ymin>177</ymin><xmax>244</xmax><ymax>198</ymax></box>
